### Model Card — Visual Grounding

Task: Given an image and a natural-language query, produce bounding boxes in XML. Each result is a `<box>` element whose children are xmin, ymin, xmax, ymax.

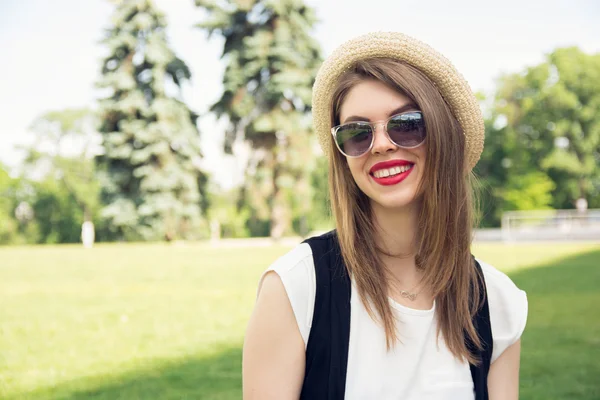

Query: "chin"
<box><xmin>352</xmin><ymin>167</ymin><xmax>424</xmax><ymax>212</ymax></box>
<box><xmin>356</xmin><ymin>179</ymin><xmax>420</xmax><ymax>210</ymax></box>
<box><xmin>369</xmin><ymin>192</ymin><xmax>421</xmax><ymax>211</ymax></box>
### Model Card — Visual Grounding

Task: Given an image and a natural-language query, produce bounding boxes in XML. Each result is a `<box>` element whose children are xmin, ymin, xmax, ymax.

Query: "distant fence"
<box><xmin>501</xmin><ymin>209</ymin><xmax>600</xmax><ymax>242</ymax></box>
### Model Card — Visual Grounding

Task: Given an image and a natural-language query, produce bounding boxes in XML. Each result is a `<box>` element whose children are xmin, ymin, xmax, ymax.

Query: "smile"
<box><xmin>369</xmin><ymin>161</ymin><xmax>415</xmax><ymax>186</ymax></box>
<box><xmin>372</xmin><ymin>164</ymin><xmax>412</xmax><ymax>178</ymax></box>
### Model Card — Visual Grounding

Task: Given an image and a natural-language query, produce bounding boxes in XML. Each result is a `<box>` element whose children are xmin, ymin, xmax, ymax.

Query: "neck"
<box><xmin>371</xmin><ymin>201</ymin><xmax>419</xmax><ymax>257</ymax></box>
<box><xmin>370</xmin><ymin>200</ymin><xmax>423</xmax><ymax>289</ymax></box>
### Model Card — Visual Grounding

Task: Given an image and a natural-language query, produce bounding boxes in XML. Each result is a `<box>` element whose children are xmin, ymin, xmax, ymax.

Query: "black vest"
<box><xmin>300</xmin><ymin>230</ymin><xmax>492</xmax><ymax>400</ymax></box>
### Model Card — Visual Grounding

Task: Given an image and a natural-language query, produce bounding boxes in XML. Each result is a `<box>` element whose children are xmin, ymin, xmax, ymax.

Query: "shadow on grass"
<box><xmin>12</xmin><ymin>345</ymin><xmax>243</xmax><ymax>400</ymax></box>
<box><xmin>509</xmin><ymin>248</ymin><xmax>600</xmax><ymax>400</ymax></box>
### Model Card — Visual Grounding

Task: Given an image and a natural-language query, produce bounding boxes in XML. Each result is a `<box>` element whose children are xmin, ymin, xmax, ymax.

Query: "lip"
<box><xmin>369</xmin><ymin>159</ymin><xmax>415</xmax><ymax>187</ymax></box>
<box><xmin>369</xmin><ymin>159</ymin><xmax>413</xmax><ymax>174</ymax></box>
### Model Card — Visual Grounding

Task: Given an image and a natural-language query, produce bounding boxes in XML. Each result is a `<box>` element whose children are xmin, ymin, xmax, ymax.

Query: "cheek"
<box><xmin>413</xmin><ymin>146</ymin><xmax>427</xmax><ymax>177</ymax></box>
<box><xmin>414</xmin><ymin>146</ymin><xmax>428</xmax><ymax>194</ymax></box>
<box><xmin>346</xmin><ymin>159</ymin><xmax>365</xmax><ymax>183</ymax></box>
<box><xmin>415</xmin><ymin>143</ymin><xmax>427</xmax><ymax>162</ymax></box>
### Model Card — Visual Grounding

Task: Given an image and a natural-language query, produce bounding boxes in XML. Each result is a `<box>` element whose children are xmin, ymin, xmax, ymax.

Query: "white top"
<box><xmin>260</xmin><ymin>243</ymin><xmax>528</xmax><ymax>400</ymax></box>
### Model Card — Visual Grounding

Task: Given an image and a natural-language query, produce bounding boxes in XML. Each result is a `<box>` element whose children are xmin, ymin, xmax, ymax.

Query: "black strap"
<box><xmin>300</xmin><ymin>231</ymin><xmax>351</xmax><ymax>400</ymax></box>
<box><xmin>302</xmin><ymin>231</ymin><xmax>492</xmax><ymax>400</ymax></box>
<box><xmin>468</xmin><ymin>260</ymin><xmax>493</xmax><ymax>400</ymax></box>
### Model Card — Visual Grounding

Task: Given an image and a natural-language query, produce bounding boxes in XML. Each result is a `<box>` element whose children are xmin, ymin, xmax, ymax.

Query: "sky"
<box><xmin>0</xmin><ymin>0</ymin><xmax>598</xmax><ymax>188</ymax></box>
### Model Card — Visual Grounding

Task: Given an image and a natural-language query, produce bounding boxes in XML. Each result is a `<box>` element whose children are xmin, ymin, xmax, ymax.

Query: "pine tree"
<box><xmin>195</xmin><ymin>0</ymin><xmax>322</xmax><ymax>239</ymax></box>
<box><xmin>97</xmin><ymin>0</ymin><xmax>207</xmax><ymax>241</ymax></box>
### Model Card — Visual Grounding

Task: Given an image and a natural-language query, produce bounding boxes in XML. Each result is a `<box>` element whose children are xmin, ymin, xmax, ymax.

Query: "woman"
<box><xmin>243</xmin><ymin>32</ymin><xmax>528</xmax><ymax>400</ymax></box>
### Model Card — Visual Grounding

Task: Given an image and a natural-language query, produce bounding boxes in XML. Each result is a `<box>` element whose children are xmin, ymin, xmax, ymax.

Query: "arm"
<box><xmin>487</xmin><ymin>339</ymin><xmax>521</xmax><ymax>400</ymax></box>
<box><xmin>242</xmin><ymin>271</ymin><xmax>306</xmax><ymax>400</ymax></box>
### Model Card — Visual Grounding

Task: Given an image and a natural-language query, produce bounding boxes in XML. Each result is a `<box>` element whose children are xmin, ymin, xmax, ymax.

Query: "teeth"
<box><xmin>373</xmin><ymin>165</ymin><xmax>412</xmax><ymax>178</ymax></box>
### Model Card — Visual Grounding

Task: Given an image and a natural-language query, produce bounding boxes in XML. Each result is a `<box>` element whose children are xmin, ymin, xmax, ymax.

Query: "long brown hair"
<box><xmin>328</xmin><ymin>58</ymin><xmax>483</xmax><ymax>363</ymax></box>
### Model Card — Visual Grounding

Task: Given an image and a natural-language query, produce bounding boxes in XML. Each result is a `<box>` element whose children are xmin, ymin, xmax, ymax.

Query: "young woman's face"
<box><xmin>338</xmin><ymin>79</ymin><xmax>427</xmax><ymax>211</ymax></box>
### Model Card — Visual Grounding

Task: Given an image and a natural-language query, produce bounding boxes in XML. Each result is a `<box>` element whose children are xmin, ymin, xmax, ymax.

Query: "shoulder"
<box><xmin>258</xmin><ymin>242</ymin><xmax>317</xmax><ymax>346</ymax></box>
<box><xmin>475</xmin><ymin>258</ymin><xmax>528</xmax><ymax>363</ymax></box>
<box><xmin>265</xmin><ymin>241</ymin><xmax>314</xmax><ymax>277</ymax></box>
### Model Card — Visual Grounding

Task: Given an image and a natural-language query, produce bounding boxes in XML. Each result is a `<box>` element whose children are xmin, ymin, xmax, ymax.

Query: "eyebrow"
<box><xmin>342</xmin><ymin>103</ymin><xmax>419</xmax><ymax>124</ymax></box>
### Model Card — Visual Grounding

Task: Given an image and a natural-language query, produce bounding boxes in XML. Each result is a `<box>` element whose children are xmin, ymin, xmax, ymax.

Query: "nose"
<box><xmin>370</xmin><ymin>123</ymin><xmax>397</xmax><ymax>155</ymax></box>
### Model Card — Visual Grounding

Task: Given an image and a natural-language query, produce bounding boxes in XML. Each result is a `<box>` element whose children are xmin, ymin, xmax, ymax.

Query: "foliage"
<box><xmin>478</xmin><ymin>47</ymin><xmax>600</xmax><ymax>225</ymax></box>
<box><xmin>195</xmin><ymin>0</ymin><xmax>322</xmax><ymax>238</ymax></box>
<box><xmin>97</xmin><ymin>0</ymin><xmax>208</xmax><ymax>241</ymax></box>
<box><xmin>500</xmin><ymin>171</ymin><xmax>556</xmax><ymax>211</ymax></box>
<box><xmin>207</xmin><ymin>185</ymin><xmax>251</xmax><ymax>238</ymax></box>
<box><xmin>0</xmin><ymin>165</ymin><xmax>21</xmax><ymax>244</ymax></box>
<box><xmin>0</xmin><ymin>170</ymin><xmax>86</xmax><ymax>245</ymax></box>
<box><xmin>24</xmin><ymin>109</ymin><xmax>101</xmax><ymax>214</ymax></box>
<box><xmin>10</xmin><ymin>109</ymin><xmax>101</xmax><ymax>244</ymax></box>
<box><xmin>29</xmin><ymin>178</ymin><xmax>86</xmax><ymax>244</ymax></box>
<box><xmin>307</xmin><ymin>155</ymin><xmax>332</xmax><ymax>231</ymax></box>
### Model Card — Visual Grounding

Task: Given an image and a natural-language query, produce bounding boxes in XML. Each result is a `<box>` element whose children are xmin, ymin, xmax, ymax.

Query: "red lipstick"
<box><xmin>369</xmin><ymin>159</ymin><xmax>415</xmax><ymax>186</ymax></box>
<box><xmin>369</xmin><ymin>159</ymin><xmax>413</xmax><ymax>174</ymax></box>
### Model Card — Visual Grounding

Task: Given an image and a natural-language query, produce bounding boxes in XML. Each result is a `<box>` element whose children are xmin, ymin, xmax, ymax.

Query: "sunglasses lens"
<box><xmin>335</xmin><ymin>123</ymin><xmax>373</xmax><ymax>157</ymax></box>
<box><xmin>387</xmin><ymin>112</ymin><xmax>426</xmax><ymax>148</ymax></box>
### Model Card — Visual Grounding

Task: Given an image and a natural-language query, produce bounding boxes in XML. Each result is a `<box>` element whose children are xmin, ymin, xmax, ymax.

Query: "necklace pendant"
<box><xmin>400</xmin><ymin>290</ymin><xmax>417</xmax><ymax>301</ymax></box>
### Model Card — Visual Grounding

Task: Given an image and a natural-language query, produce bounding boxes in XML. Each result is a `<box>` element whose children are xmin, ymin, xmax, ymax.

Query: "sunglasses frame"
<box><xmin>330</xmin><ymin>110</ymin><xmax>425</xmax><ymax>158</ymax></box>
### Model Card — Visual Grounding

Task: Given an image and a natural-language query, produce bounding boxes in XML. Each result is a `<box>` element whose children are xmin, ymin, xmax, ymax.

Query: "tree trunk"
<box><xmin>270</xmin><ymin>155</ymin><xmax>285</xmax><ymax>241</ymax></box>
<box><xmin>270</xmin><ymin>134</ymin><xmax>288</xmax><ymax>240</ymax></box>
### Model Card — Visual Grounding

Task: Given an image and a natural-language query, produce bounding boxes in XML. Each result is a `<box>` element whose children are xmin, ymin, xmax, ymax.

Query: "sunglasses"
<box><xmin>331</xmin><ymin>111</ymin><xmax>426</xmax><ymax>157</ymax></box>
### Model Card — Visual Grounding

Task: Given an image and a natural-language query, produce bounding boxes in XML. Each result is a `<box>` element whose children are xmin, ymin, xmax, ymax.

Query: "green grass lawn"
<box><xmin>1</xmin><ymin>240</ymin><xmax>599</xmax><ymax>399</ymax></box>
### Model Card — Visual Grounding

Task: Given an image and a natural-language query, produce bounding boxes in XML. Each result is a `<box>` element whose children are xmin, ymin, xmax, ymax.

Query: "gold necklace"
<box><xmin>387</xmin><ymin>269</ymin><xmax>424</xmax><ymax>302</ymax></box>
<box><xmin>399</xmin><ymin>290</ymin><xmax>419</xmax><ymax>301</ymax></box>
<box><xmin>394</xmin><ymin>283</ymin><xmax>424</xmax><ymax>301</ymax></box>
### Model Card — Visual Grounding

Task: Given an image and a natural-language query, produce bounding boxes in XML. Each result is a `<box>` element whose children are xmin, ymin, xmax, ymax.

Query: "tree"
<box><xmin>29</xmin><ymin>178</ymin><xmax>86</xmax><ymax>244</ymax></box>
<box><xmin>479</xmin><ymin>47</ymin><xmax>600</xmax><ymax>223</ymax></box>
<box><xmin>25</xmin><ymin>109</ymin><xmax>101</xmax><ymax>218</ymax></box>
<box><xmin>0</xmin><ymin>164</ymin><xmax>21</xmax><ymax>244</ymax></box>
<box><xmin>307</xmin><ymin>155</ymin><xmax>332</xmax><ymax>231</ymax></box>
<box><xmin>19</xmin><ymin>108</ymin><xmax>102</xmax><ymax>243</ymax></box>
<box><xmin>206</xmin><ymin>183</ymin><xmax>251</xmax><ymax>238</ymax></box>
<box><xmin>97</xmin><ymin>0</ymin><xmax>208</xmax><ymax>241</ymax></box>
<box><xmin>195</xmin><ymin>0</ymin><xmax>322</xmax><ymax>239</ymax></box>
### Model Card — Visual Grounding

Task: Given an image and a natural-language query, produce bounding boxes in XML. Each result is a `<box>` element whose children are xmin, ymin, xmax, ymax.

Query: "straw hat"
<box><xmin>312</xmin><ymin>32</ymin><xmax>484</xmax><ymax>170</ymax></box>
